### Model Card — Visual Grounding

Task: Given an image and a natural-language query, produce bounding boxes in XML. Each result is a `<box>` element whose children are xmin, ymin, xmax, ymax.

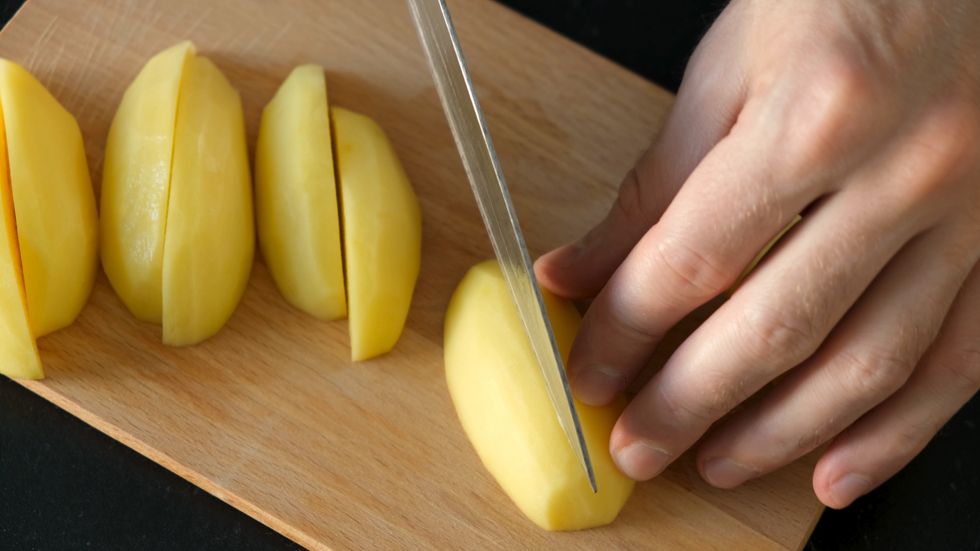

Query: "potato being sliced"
<box><xmin>444</xmin><ymin>260</ymin><xmax>634</xmax><ymax>530</ymax></box>
<box><xmin>0</xmin><ymin>99</ymin><xmax>40</xmax><ymax>380</ymax></box>
<box><xmin>332</xmin><ymin>107</ymin><xmax>421</xmax><ymax>361</ymax></box>
<box><xmin>162</xmin><ymin>56</ymin><xmax>253</xmax><ymax>346</ymax></box>
<box><xmin>255</xmin><ymin>64</ymin><xmax>345</xmax><ymax>321</ymax></box>
<box><xmin>102</xmin><ymin>41</ymin><xmax>194</xmax><ymax>323</ymax></box>
<box><xmin>0</xmin><ymin>59</ymin><xmax>98</xmax><ymax>337</ymax></box>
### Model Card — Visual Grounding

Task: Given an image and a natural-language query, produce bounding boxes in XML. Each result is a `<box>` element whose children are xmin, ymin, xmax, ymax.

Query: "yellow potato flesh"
<box><xmin>256</xmin><ymin>64</ymin><xmax>345</xmax><ymax>320</ymax></box>
<box><xmin>0</xmin><ymin>59</ymin><xmax>98</xmax><ymax>337</ymax></box>
<box><xmin>162</xmin><ymin>56</ymin><xmax>253</xmax><ymax>346</ymax></box>
<box><xmin>444</xmin><ymin>260</ymin><xmax>634</xmax><ymax>531</ymax></box>
<box><xmin>101</xmin><ymin>41</ymin><xmax>193</xmax><ymax>323</ymax></box>
<box><xmin>0</xmin><ymin>100</ymin><xmax>41</xmax><ymax>379</ymax></box>
<box><xmin>331</xmin><ymin>107</ymin><xmax>421</xmax><ymax>361</ymax></box>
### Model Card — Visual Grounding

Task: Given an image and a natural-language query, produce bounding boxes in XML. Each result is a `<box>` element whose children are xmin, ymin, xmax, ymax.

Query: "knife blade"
<box><xmin>407</xmin><ymin>0</ymin><xmax>597</xmax><ymax>492</ymax></box>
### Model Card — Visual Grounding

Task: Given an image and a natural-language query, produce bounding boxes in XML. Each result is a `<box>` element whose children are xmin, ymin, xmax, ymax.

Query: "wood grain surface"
<box><xmin>0</xmin><ymin>1</ymin><xmax>823</xmax><ymax>549</ymax></box>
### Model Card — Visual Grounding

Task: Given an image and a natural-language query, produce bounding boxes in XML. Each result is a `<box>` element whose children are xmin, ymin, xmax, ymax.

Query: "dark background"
<box><xmin>1</xmin><ymin>0</ymin><xmax>977</xmax><ymax>549</ymax></box>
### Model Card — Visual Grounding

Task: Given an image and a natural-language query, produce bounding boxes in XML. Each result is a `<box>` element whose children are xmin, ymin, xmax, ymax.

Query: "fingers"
<box><xmin>607</xmin><ymin>177</ymin><xmax>925</xmax><ymax>480</ymax></box>
<box><xmin>567</xmin><ymin>118</ymin><xmax>836</xmax><ymax>409</ymax></box>
<box><xmin>813</xmin><ymin>259</ymin><xmax>980</xmax><ymax>508</ymax></box>
<box><xmin>563</xmin><ymin>42</ymin><xmax>899</xmax><ymax>402</ymax></box>
<box><xmin>535</xmin><ymin>10</ymin><xmax>748</xmax><ymax>299</ymax></box>
<box><xmin>696</xmin><ymin>221</ymin><xmax>977</xmax><ymax>488</ymax></box>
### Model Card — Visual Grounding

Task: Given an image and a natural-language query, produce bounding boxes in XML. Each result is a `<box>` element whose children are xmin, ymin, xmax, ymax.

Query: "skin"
<box><xmin>535</xmin><ymin>0</ymin><xmax>980</xmax><ymax>509</ymax></box>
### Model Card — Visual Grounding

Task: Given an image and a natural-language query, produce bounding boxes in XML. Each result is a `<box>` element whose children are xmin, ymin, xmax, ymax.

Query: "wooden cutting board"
<box><xmin>1</xmin><ymin>1</ymin><xmax>824</xmax><ymax>549</ymax></box>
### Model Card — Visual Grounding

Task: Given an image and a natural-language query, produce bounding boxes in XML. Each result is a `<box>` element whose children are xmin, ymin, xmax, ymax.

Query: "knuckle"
<box><xmin>610</xmin><ymin>304</ymin><xmax>662</xmax><ymax>345</ymax></box>
<box><xmin>837</xmin><ymin>345</ymin><xmax>916</xmax><ymax>399</ymax></box>
<box><xmin>656</xmin><ymin>384</ymin><xmax>704</xmax><ymax>425</ymax></box>
<box><xmin>794</xmin><ymin>424</ymin><xmax>834</xmax><ymax>456</ymax></box>
<box><xmin>654</xmin><ymin>235</ymin><xmax>731</xmax><ymax>301</ymax></box>
<box><xmin>934</xmin><ymin>345</ymin><xmax>980</xmax><ymax>391</ymax></box>
<box><xmin>657</xmin><ymin>378</ymin><xmax>734</xmax><ymax>426</ymax></box>
<box><xmin>795</xmin><ymin>430</ymin><xmax>823</xmax><ymax>455</ymax></box>
<box><xmin>603</xmin><ymin>279</ymin><xmax>664</xmax><ymax>344</ymax></box>
<box><xmin>816</xmin><ymin>55</ymin><xmax>874</xmax><ymax>116</ymax></box>
<box><xmin>658</xmin><ymin>389</ymin><xmax>725</xmax><ymax>426</ymax></box>
<box><xmin>779</xmin><ymin>56</ymin><xmax>874</xmax><ymax>175</ymax></box>
<box><xmin>697</xmin><ymin>371</ymin><xmax>749</xmax><ymax>420</ymax></box>
<box><xmin>901</xmin><ymin>102</ymin><xmax>980</xmax><ymax>203</ymax></box>
<box><xmin>737</xmin><ymin>304</ymin><xmax>819</xmax><ymax>365</ymax></box>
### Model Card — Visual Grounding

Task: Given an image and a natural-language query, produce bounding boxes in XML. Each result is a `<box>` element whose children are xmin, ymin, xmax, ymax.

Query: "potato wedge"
<box><xmin>101</xmin><ymin>41</ymin><xmax>193</xmax><ymax>323</ymax></box>
<box><xmin>332</xmin><ymin>107</ymin><xmax>421</xmax><ymax>361</ymax></box>
<box><xmin>255</xmin><ymin>64</ymin><xmax>345</xmax><ymax>321</ymax></box>
<box><xmin>0</xmin><ymin>59</ymin><xmax>97</xmax><ymax>337</ymax></box>
<box><xmin>0</xmin><ymin>58</ymin><xmax>96</xmax><ymax>379</ymax></box>
<box><xmin>0</xmin><ymin>99</ymin><xmax>40</xmax><ymax>380</ymax></box>
<box><xmin>162</xmin><ymin>56</ymin><xmax>253</xmax><ymax>346</ymax></box>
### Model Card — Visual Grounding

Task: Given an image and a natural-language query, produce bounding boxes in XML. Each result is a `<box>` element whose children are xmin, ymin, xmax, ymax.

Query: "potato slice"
<box><xmin>0</xmin><ymin>59</ymin><xmax>97</xmax><ymax>337</ymax></box>
<box><xmin>0</xmin><ymin>99</ymin><xmax>41</xmax><ymax>380</ymax></box>
<box><xmin>162</xmin><ymin>56</ymin><xmax>253</xmax><ymax>346</ymax></box>
<box><xmin>255</xmin><ymin>64</ymin><xmax>345</xmax><ymax>320</ymax></box>
<box><xmin>332</xmin><ymin>107</ymin><xmax>422</xmax><ymax>361</ymax></box>
<box><xmin>102</xmin><ymin>41</ymin><xmax>193</xmax><ymax>322</ymax></box>
<box><xmin>444</xmin><ymin>260</ymin><xmax>634</xmax><ymax>530</ymax></box>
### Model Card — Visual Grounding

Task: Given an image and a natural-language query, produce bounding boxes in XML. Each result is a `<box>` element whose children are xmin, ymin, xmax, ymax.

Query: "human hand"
<box><xmin>535</xmin><ymin>0</ymin><xmax>980</xmax><ymax>508</ymax></box>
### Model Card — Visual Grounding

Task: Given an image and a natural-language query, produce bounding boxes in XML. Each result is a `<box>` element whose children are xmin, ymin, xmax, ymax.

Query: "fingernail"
<box><xmin>703</xmin><ymin>458</ymin><xmax>759</xmax><ymax>489</ymax></box>
<box><xmin>829</xmin><ymin>473</ymin><xmax>872</xmax><ymax>508</ymax></box>
<box><xmin>613</xmin><ymin>440</ymin><xmax>672</xmax><ymax>480</ymax></box>
<box><xmin>571</xmin><ymin>366</ymin><xmax>625</xmax><ymax>405</ymax></box>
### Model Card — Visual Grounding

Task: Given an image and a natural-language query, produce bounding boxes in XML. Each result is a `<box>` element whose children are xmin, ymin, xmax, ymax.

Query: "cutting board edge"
<box><xmin>16</xmin><ymin>378</ymin><xmax>330</xmax><ymax>551</ymax></box>
<box><xmin>0</xmin><ymin>0</ymin><xmax>31</xmax><ymax>35</ymax></box>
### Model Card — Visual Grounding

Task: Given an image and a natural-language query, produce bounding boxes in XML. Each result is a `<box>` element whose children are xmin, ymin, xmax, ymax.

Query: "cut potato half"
<box><xmin>332</xmin><ymin>106</ymin><xmax>421</xmax><ymax>361</ymax></box>
<box><xmin>0</xmin><ymin>58</ymin><xmax>97</xmax><ymax>379</ymax></box>
<box><xmin>162</xmin><ymin>56</ymin><xmax>253</xmax><ymax>346</ymax></box>
<box><xmin>444</xmin><ymin>260</ymin><xmax>634</xmax><ymax>530</ymax></box>
<box><xmin>256</xmin><ymin>64</ymin><xmax>346</xmax><ymax>321</ymax></box>
<box><xmin>0</xmin><ymin>59</ymin><xmax>98</xmax><ymax>337</ymax></box>
<box><xmin>0</xmin><ymin>99</ymin><xmax>40</xmax><ymax>379</ymax></box>
<box><xmin>102</xmin><ymin>41</ymin><xmax>194</xmax><ymax>322</ymax></box>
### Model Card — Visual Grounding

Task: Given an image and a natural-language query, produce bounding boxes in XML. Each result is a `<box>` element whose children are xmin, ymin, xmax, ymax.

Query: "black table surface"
<box><xmin>1</xmin><ymin>1</ymin><xmax>977</xmax><ymax>549</ymax></box>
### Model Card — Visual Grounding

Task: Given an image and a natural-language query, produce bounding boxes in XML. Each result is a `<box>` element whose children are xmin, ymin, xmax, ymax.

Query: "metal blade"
<box><xmin>407</xmin><ymin>0</ymin><xmax>597</xmax><ymax>492</ymax></box>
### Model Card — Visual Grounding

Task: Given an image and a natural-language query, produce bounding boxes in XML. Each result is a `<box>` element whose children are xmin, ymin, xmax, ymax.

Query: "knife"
<box><xmin>407</xmin><ymin>0</ymin><xmax>597</xmax><ymax>492</ymax></box>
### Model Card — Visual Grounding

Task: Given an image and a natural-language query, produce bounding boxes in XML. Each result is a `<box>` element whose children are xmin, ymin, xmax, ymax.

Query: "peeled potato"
<box><xmin>444</xmin><ymin>260</ymin><xmax>634</xmax><ymax>530</ymax></box>
<box><xmin>255</xmin><ymin>64</ymin><xmax>346</xmax><ymax>321</ymax></box>
<box><xmin>0</xmin><ymin>59</ymin><xmax>98</xmax><ymax>380</ymax></box>
<box><xmin>102</xmin><ymin>42</ymin><xmax>253</xmax><ymax>345</ymax></box>
<box><xmin>332</xmin><ymin>106</ymin><xmax>422</xmax><ymax>361</ymax></box>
